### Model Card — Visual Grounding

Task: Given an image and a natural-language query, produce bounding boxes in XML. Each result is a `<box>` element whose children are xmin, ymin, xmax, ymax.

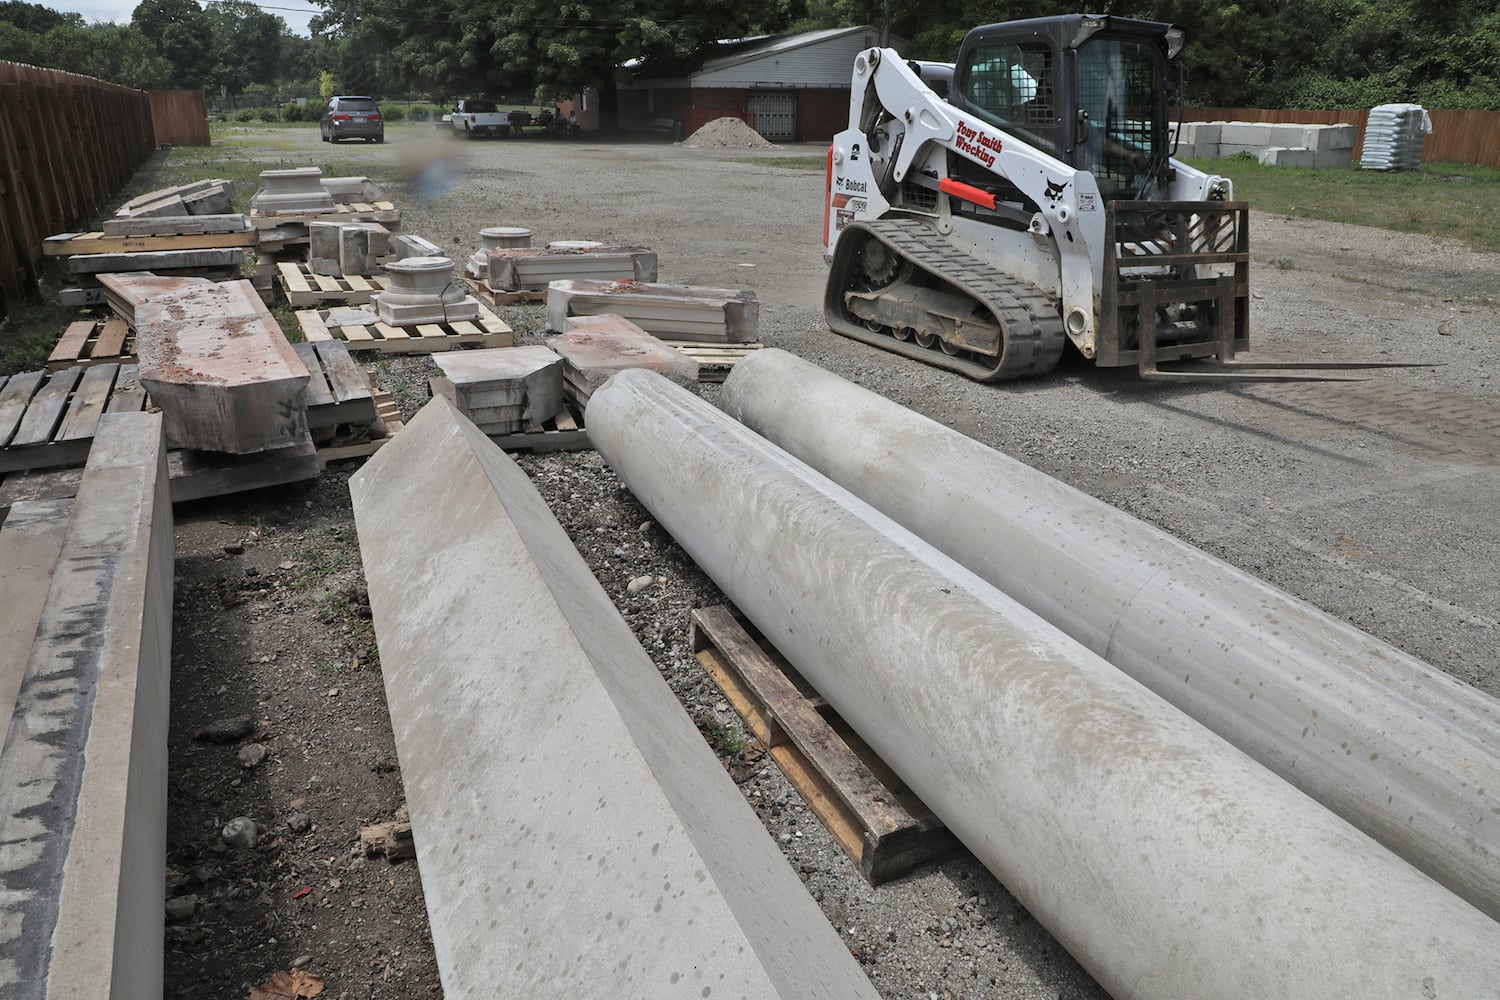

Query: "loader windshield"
<box><xmin>957</xmin><ymin>41</ymin><xmax>1062</xmax><ymax>157</ymax></box>
<box><xmin>1076</xmin><ymin>39</ymin><xmax>1164</xmax><ymax>197</ymax></box>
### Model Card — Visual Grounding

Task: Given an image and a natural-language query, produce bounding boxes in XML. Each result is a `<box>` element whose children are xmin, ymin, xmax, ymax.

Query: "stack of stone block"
<box><xmin>309</xmin><ymin>221</ymin><xmax>390</xmax><ymax>277</ymax></box>
<box><xmin>431</xmin><ymin>347</ymin><xmax>565</xmax><ymax>434</ymax></box>
<box><xmin>548</xmin><ymin>314</ymin><xmax>698</xmax><ymax>406</ymax></box>
<box><xmin>115</xmin><ymin>178</ymin><xmax>236</xmax><ymax>219</ymax></box>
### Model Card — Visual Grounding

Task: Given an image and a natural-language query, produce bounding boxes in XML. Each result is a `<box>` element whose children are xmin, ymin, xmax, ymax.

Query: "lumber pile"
<box><xmin>546</xmin><ymin>279</ymin><xmax>759</xmax><ymax>343</ymax></box>
<box><xmin>431</xmin><ymin>346</ymin><xmax>564</xmax><ymax>434</ymax></box>
<box><xmin>549</xmin><ymin>313</ymin><xmax>698</xmax><ymax>405</ymax></box>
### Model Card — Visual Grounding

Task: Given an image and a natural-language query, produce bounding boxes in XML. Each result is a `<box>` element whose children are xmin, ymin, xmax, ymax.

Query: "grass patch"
<box><xmin>0</xmin><ymin>290</ymin><xmax>81</xmax><ymax>376</ymax></box>
<box><xmin>1186</xmin><ymin>158</ymin><xmax>1500</xmax><ymax>254</ymax></box>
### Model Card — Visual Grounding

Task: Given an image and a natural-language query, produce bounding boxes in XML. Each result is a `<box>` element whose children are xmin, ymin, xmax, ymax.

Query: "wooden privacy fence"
<box><xmin>1181</xmin><ymin>107</ymin><xmax>1500</xmax><ymax>168</ymax></box>
<box><xmin>0</xmin><ymin>60</ymin><xmax>156</xmax><ymax>323</ymax></box>
<box><xmin>151</xmin><ymin>89</ymin><xmax>211</xmax><ymax>146</ymax></box>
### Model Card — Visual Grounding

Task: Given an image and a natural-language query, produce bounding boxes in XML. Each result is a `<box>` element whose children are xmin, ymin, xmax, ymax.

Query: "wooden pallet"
<box><xmin>278</xmin><ymin>262</ymin><xmax>389</xmax><ymax>307</ymax></box>
<box><xmin>673</xmin><ymin>342</ymin><xmax>763</xmax><ymax>382</ymax></box>
<box><xmin>250</xmin><ymin>201</ymin><xmax>400</xmax><ymax>228</ymax></box>
<box><xmin>487</xmin><ymin>401</ymin><xmax>588</xmax><ymax>453</ymax></box>
<box><xmin>48</xmin><ymin>318</ymin><xmax>135</xmax><ymax>371</ymax></box>
<box><xmin>43</xmin><ymin>228</ymin><xmax>256</xmax><ymax>256</ymax></box>
<box><xmin>296</xmin><ymin>307</ymin><xmax>514</xmax><ymax>355</ymax></box>
<box><xmin>689</xmin><ymin>606</ymin><xmax>959</xmax><ymax>884</ymax></box>
<box><xmin>461</xmin><ymin>274</ymin><xmax>546</xmax><ymax>307</ymax></box>
<box><xmin>0</xmin><ymin>364</ymin><xmax>147</xmax><ymax>473</ymax></box>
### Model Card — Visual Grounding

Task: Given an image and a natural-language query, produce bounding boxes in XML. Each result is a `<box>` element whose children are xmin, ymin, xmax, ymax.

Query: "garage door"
<box><xmin>747</xmin><ymin>92</ymin><xmax>797</xmax><ymax>141</ymax></box>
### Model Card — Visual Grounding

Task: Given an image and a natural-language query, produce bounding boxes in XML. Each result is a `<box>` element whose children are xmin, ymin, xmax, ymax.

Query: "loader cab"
<box><xmin>952</xmin><ymin>14</ymin><xmax>1179</xmax><ymax>199</ymax></box>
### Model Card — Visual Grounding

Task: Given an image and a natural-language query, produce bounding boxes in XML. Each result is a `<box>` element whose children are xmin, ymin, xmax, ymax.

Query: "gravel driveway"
<box><xmin>167</xmin><ymin>123</ymin><xmax>1500</xmax><ymax>999</ymax></box>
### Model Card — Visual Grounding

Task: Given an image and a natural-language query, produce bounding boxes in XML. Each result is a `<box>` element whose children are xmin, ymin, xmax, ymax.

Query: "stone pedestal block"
<box><xmin>483</xmin><ymin>246</ymin><xmax>657</xmax><ymax>291</ymax></box>
<box><xmin>374</xmin><ymin>257</ymin><xmax>481</xmax><ymax>325</ymax></box>
<box><xmin>250</xmin><ymin>167</ymin><xmax>336</xmax><ymax>214</ymax></box>
<box><xmin>467</xmin><ymin>226</ymin><xmax>534</xmax><ymax>274</ymax></box>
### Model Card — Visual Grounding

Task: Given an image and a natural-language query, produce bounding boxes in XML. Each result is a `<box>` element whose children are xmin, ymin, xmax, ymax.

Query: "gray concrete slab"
<box><xmin>347</xmin><ymin>396</ymin><xmax>880</xmax><ymax>1000</ymax></box>
<box><xmin>0</xmin><ymin>411</ymin><xmax>173</xmax><ymax>1000</ymax></box>
<box><xmin>549</xmin><ymin>314</ymin><xmax>698</xmax><ymax>405</ymax></box>
<box><xmin>546</xmin><ymin>279</ymin><xmax>758</xmax><ymax>342</ymax></box>
<box><xmin>588</xmin><ymin>369</ymin><xmax>1500</xmax><ymax>1000</ymax></box>
<box><xmin>722</xmin><ymin>348</ymin><xmax>1500</xmax><ymax>919</ymax></box>
<box><xmin>0</xmin><ymin>498</ymin><xmax>72</xmax><ymax>753</ymax></box>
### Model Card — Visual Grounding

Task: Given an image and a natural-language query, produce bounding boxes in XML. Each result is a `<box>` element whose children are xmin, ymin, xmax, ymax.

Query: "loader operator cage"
<box><xmin>952</xmin><ymin>16</ymin><xmax>1173</xmax><ymax>200</ymax></box>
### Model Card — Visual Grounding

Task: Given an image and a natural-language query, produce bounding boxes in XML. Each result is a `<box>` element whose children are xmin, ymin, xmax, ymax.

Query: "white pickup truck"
<box><xmin>450</xmin><ymin>100</ymin><xmax>509</xmax><ymax>139</ymax></box>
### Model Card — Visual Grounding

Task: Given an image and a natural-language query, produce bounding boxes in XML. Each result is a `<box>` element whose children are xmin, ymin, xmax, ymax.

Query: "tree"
<box><xmin>202</xmin><ymin>0</ymin><xmax>284</xmax><ymax>97</ymax></box>
<box><xmin>131</xmin><ymin>0</ymin><xmax>216</xmax><ymax>88</ymax></box>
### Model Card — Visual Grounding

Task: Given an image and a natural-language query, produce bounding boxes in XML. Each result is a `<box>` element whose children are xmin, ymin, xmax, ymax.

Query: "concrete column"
<box><xmin>348</xmin><ymin>396</ymin><xmax>880</xmax><ymax>1000</ymax></box>
<box><xmin>720</xmin><ymin>348</ymin><xmax>1500</xmax><ymax>921</ymax></box>
<box><xmin>587</xmin><ymin>369</ymin><xmax>1500</xmax><ymax>1000</ymax></box>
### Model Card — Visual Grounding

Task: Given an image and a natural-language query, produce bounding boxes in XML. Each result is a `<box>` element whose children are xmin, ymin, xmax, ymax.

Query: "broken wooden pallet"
<box><xmin>689</xmin><ymin>606</ymin><xmax>959</xmax><ymax>885</ymax></box>
<box><xmin>250</xmin><ymin>201</ymin><xmax>400</xmax><ymax>228</ymax></box>
<box><xmin>48</xmin><ymin>318</ymin><xmax>135</xmax><ymax>371</ymax></box>
<box><xmin>296</xmin><ymin>307</ymin><xmax>514</xmax><ymax>355</ymax></box>
<box><xmin>1</xmin><ymin>353</ymin><xmax>377</xmax><ymax>476</ymax></box>
<box><xmin>294</xmin><ymin>340</ymin><xmax>378</xmax><ymax>429</ymax></box>
<box><xmin>461</xmin><ymin>274</ymin><xmax>546</xmax><ymax>307</ymax></box>
<box><xmin>0</xmin><ymin>365</ymin><xmax>147</xmax><ymax>474</ymax></box>
<box><xmin>672</xmin><ymin>341</ymin><xmax>764</xmax><ymax>382</ymax></box>
<box><xmin>317</xmin><ymin>390</ymin><xmax>403</xmax><ymax>468</ymax></box>
<box><xmin>487</xmin><ymin>400</ymin><xmax>588</xmax><ymax>453</ymax></box>
<box><xmin>43</xmin><ymin>227</ymin><xmax>256</xmax><ymax>256</ymax></box>
<box><xmin>277</xmin><ymin>262</ymin><xmax>389</xmax><ymax>307</ymax></box>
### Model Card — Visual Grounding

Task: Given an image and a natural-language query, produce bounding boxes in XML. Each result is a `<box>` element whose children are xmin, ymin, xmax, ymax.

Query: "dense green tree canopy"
<box><xmin>0</xmin><ymin>0</ymin><xmax>1495</xmax><ymax>109</ymax></box>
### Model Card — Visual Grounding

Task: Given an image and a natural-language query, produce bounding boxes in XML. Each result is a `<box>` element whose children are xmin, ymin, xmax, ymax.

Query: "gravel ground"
<box><xmin>146</xmin><ymin>123</ymin><xmax>1499</xmax><ymax>998</ymax></box>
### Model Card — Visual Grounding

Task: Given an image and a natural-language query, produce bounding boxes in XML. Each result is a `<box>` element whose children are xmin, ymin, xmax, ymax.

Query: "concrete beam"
<box><xmin>588</xmin><ymin>369</ymin><xmax>1500</xmax><ymax>1000</ymax></box>
<box><xmin>0</xmin><ymin>411</ymin><xmax>173</xmax><ymax>1000</ymax></box>
<box><xmin>720</xmin><ymin>348</ymin><xmax>1500</xmax><ymax>920</ymax></box>
<box><xmin>348</xmin><ymin>396</ymin><xmax>879</xmax><ymax>1000</ymax></box>
<box><xmin>546</xmin><ymin>279</ymin><xmax>758</xmax><ymax>343</ymax></box>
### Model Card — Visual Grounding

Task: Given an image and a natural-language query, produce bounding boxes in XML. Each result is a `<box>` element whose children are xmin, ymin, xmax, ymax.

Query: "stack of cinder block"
<box><xmin>548</xmin><ymin>314</ymin><xmax>698</xmax><ymax>406</ymax></box>
<box><xmin>431</xmin><ymin>347</ymin><xmax>565</xmax><ymax>434</ymax></box>
<box><xmin>1175</xmin><ymin>121</ymin><xmax>1357</xmax><ymax>169</ymax></box>
<box><xmin>546</xmin><ymin>279</ymin><xmax>758</xmax><ymax>343</ymax></box>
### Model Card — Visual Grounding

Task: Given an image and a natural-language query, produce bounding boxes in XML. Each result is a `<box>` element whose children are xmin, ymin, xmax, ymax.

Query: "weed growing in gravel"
<box><xmin>696</xmin><ymin>714</ymin><xmax>748</xmax><ymax>756</ymax></box>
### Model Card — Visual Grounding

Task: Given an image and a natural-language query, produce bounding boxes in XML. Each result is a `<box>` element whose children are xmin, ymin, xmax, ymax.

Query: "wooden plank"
<box><xmin>0</xmin><ymin>371</ymin><xmax>46</xmax><ymax>446</ymax></box>
<box><xmin>342</xmin><ymin>325</ymin><xmax>375</xmax><ymax>344</ymax></box>
<box><xmin>55</xmin><ymin>364</ymin><xmax>119</xmax><ymax>442</ymax></box>
<box><xmin>415</xmin><ymin>323</ymin><xmax>447</xmax><ymax>342</ymax></box>
<box><xmin>12</xmin><ymin>367</ymin><xmax>84</xmax><ymax>447</ymax></box>
<box><xmin>314</xmin><ymin>340</ymin><xmax>372</xmax><ymax>404</ymax></box>
<box><xmin>374</xmin><ymin>323</ymin><xmax>410</xmax><ymax>343</ymax></box>
<box><xmin>105</xmin><ymin>366</ymin><xmax>146</xmax><ymax>413</ymax></box>
<box><xmin>42</xmin><ymin>230</ymin><xmax>256</xmax><ymax>256</ymax></box>
<box><xmin>447</xmin><ymin>321</ymin><xmax>481</xmax><ymax>337</ymax></box>
<box><xmin>94</xmin><ymin>319</ymin><xmax>130</xmax><ymax>359</ymax></box>
<box><xmin>294</xmin><ymin>343</ymin><xmax>335</xmax><ymax>408</ymax></box>
<box><xmin>296</xmin><ymin>310</ymin><xmax>335</xmax><ymax>343</ymax></box>
<box><xmin>312</xmin><ymin>273</ymin><xmax>342</xmax><ymax>293</ymax></box>
<box><xmin>688</xmin><ymin>606</ymin><xmax>959</xmax><ymax>884</ymax></box>
<box><xmin>278</xmin><ymin>261</ymin><xmax>311</xmax><ymax>295</ymax></box>
<box><xmin>48</xmin><ymin>321</ymin><xmax>96</xmax><ymax>367</ymax></box>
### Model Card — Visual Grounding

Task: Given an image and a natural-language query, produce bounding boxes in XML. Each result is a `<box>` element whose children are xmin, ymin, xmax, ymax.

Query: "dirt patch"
<box><xmin>682</xmin><ymin>116</ymin><xmax>777</xmax><ymax>149</ymax></box>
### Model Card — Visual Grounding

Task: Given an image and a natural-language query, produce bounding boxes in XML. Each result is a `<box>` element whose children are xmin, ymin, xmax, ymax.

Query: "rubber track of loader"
<box><xmin>826</xmin><ymin>217</ymin><xmax>1066</xmax><ymax>382</ymax></box>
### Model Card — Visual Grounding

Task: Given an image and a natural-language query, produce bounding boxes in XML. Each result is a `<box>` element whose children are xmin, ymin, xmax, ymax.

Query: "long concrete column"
<box><xmin>719</xmin><ymin>348</ymin><xmax>1500</xmax><ymax>921</ymax></box>
<box><xmin>348</xmin><ymin>396</ymin><xmax>880</xmax><ymax>1000</ymax></box>
<box><xmin>588</xmin><ymin>369</ymin><xmax>1500</xmax><ymax>1000</ymax></box>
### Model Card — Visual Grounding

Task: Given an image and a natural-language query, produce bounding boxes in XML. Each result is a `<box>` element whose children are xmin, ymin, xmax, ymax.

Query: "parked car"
<box><xmin>320</xmin><ymin>96</ymin><xmax>384</xmax><ymax>144</ymax></box>
<box><xmin>451</xmin><ymin>99</ymin><xmax>509</xmax><ymax>138</ymax></box>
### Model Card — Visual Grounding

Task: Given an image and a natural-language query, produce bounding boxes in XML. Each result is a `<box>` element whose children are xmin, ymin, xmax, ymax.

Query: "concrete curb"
<box><xmin>348</xmin><ymin>395</ymin><xmax>879</xmax><ymax>1000</ymax></box>
<box><xmin>0</xmin><ymin>411</ymin><xmax>173</xmax><ymax>1000</ymax></box>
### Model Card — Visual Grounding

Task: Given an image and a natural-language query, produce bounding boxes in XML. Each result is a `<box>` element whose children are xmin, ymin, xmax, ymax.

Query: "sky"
<box><xmin>51</xmin><ymin>0</ymin><xmax>322</xmax><ymax>35</ymax></box>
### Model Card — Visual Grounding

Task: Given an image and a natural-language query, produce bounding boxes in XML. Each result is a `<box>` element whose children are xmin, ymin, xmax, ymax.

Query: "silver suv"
<box><xmin>320</xmin><ymin>96</ymin><xmax>384</xmax><ymax>144</ymax></box>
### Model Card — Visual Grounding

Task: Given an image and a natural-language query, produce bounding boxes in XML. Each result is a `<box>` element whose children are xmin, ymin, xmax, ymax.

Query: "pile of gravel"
<box><xmin>682</xmin><ymin>116</ymin><xmax>777</xmax><ymax>149</ymax></box>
